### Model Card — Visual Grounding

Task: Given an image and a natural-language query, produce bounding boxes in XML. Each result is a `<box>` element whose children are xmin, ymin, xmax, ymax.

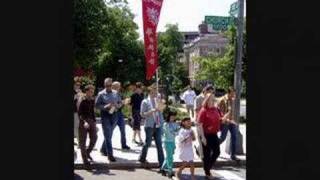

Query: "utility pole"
<box><xmin>234</xmin><ymin>0</ymin><xmax>244</xmax><ymax>124</ymax></box>
<box><xmin>231</xmin><ymin>0</ymin><xmax>245</xmax><ymax>155</ymax></box>
<box><xmin>225</xmin><ymin>0</ymin><xmax>245</xmax><ymax>155</ymax></box>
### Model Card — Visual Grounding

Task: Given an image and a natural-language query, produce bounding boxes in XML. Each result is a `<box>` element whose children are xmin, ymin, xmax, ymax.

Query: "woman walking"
<box><xmin>197</xmin><ymin>93</ymin><xmax>229</xmax><ymax>179</ymax></box>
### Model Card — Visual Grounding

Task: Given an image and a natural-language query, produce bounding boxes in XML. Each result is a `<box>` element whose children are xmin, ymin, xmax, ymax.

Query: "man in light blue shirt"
<box><xmin>95</xmin><ymin>78</ymin><xmax>121</xmax><ymax>162</ymax></box>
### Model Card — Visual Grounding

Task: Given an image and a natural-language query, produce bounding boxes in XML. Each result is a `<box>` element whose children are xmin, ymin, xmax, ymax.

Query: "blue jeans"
<box><xmin>100</xmin><ymin>113</ymin><xmax>118</xmax><ymax>157</ymax></box>
<box><xmin>117</xmin><ymin>111</ymin><xmax>128</xmax><ymax>148</ymax></box>
<box><xmin>139</xmin><ymin>127</ymin><xmax>164</xmax><ymax>167</ymax></box>
<box><xmin>219</xmin><ymin>123</ymin><xmax>237</xmax><ymax>157</ymax></box>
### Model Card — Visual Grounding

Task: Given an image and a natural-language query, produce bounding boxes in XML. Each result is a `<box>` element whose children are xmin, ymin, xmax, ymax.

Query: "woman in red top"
<box><xmin>197</xmin><ymin>93</ymin><xmax>229</xmax><ymax>179</ymax></box>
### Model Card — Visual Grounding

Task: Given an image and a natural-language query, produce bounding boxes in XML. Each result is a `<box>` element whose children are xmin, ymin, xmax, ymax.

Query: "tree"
<box><xmin>94</xmin><ymin>4</ymin><xmax>145</xmax><ymax>85</ymax></box>
<box><xmin>73</xmin><ymin>0</ymin><xmax>111</xmax><ymax>69</ymax></box>
<box><xmin>157</xmin><ymin>24</ymin><xmax>188</xmax><ymax>92</ymax></box>
<box><xmin>194</xmin><ymin>45</ymin><xmax>235</xmax><ymax>90</ymax></box>
<box><xmin>73</xmin><ymin>0</ymin><xmax>145</xmax><ymax>87</ymax></box>
<box><xmin>194</xmin><ymin>24</ymin><xmax>247</xmax><ymax>93</ymax></box>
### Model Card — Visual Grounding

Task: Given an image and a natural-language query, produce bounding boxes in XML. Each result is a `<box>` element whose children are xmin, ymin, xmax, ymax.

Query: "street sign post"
<box><xmin>229</xmin><ymin>1</ymin><xmax>239</xmax><ymax>17</ymax></box>
<box><xmin>204</xmin><ymin>16</ymin><xmax>235</xmax><ymax>31</ymax></box>
<box><xmin>231</xmin><ymin>0</ymin><xmax>245</xmax><ymax>155</ymax></box>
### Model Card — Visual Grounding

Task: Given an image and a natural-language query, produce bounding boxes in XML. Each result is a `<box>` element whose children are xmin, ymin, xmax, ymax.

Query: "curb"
<box><xmin>74</xmin><ymin>160</ymin><xmax>245</xmax><ymax>170</ymax></box>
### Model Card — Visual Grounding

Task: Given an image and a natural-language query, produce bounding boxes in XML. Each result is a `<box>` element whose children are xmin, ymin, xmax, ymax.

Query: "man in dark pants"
<box><xmin>218</xmin><ymin>87</ymin><xmax>240</xmax><ymax>161</ymax></box>
<box><xmin>78</xmin><ymin>85</ymin><xmax>97</xmax><ymax>169</ymax></box>
<box><xmin>112</xmin><ymin>81</ymin><xmax>131</xmax><ymax>150</ymax></box>
<box><xmin>95</xmin><ymin>78</ymin><xmax>121</xmax><ymax>162</ymax></box>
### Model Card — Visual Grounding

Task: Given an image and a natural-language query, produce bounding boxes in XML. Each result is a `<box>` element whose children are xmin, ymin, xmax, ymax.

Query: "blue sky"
<box><xmin>126</xmin><ymin>0</ymin><xmax>246</xmax><ymax>39</ymax></box>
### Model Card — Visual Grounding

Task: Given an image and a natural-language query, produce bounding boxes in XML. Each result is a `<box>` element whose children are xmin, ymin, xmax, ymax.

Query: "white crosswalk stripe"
<box><xmin>214</xmin><ymin>170</ymin><xmax>245</xmax><ymax>180</ymax></box>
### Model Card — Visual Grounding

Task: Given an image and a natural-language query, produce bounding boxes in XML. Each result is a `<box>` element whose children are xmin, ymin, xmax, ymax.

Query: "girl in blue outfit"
<box><xmin>161</xmin><ymin>111</ymin><xmax>180</xmax><ymax>178</ymax></box>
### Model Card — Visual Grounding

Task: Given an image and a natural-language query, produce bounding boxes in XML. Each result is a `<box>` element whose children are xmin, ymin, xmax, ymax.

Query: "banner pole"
<box><xmin>156</xmin><ymin>67</ymin><xmax>159</xmax><ymax>94</ymax></box>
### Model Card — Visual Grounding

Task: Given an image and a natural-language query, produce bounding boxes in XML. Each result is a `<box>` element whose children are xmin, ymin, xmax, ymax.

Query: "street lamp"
<box><xmin>117</xmin><ymin>59</ymin><xmax>123</xmax><ymax>80</ymax></box>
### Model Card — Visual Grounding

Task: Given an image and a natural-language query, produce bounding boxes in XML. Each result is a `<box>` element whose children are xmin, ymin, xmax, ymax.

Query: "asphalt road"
<box><xmin>74</xmin><ymin>166</ymin><xmax>246</xmax><ymax>180</ymax></box>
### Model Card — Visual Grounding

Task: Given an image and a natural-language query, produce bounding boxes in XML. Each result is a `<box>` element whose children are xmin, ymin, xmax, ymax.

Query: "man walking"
<box><xmin>181</xmin><ymin>85</ymin><xmax>196</xmax><ymax>119</ymax></box>
<box><xmin>218</xmin><ymin>87</ymin><xmax>240</xmax><ymax>161</ymax></box>
<box><xmin>78</xmin><ymin>85</ymin><xmax>97</xmax><ymax>169</ymax></box>
<box><xmin>112</xmin><ymin>81</ymin><xmax>131</xmax><ymax>150</ymax></box>
<box><xmin>95</xmin><ymin>78</ymin><xmax>121</xmax><ymax>162</ymax></box>
<box><xmin>138</xmin><ymin>85</ymin><xmax>164</xmax><ymax>172</ymax></box>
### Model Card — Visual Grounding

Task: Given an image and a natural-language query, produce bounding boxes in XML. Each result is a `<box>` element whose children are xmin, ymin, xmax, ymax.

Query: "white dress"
<box><xmin>178</xmin><ymin>128</ymin><xmax>194</xmax><ymax>162</ymax></box>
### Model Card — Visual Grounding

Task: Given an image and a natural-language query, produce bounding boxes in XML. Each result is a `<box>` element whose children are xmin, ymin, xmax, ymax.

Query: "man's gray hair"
<box><xmin>104</xmin><ymin>78</ymin><xmax>112</xmax><ymax>85</ymax></box>
<box><xmin>112</xmin><ymin>81</ymin><xmax>121</xmax><ymax>86</ymax></box>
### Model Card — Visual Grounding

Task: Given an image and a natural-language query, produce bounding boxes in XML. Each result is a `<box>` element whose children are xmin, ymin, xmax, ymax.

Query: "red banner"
<box><xmin>142</xmin><ymin>0</ymin><xmax>163</xmax><ymax>80</ymax></box>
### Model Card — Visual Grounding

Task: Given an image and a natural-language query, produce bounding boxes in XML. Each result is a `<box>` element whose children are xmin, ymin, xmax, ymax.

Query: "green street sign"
<box><xmin>229</xmin><ymin>1</ymin><xmax>239</xmax><ymax>17</ymax></box>
<box><xmin>205</xmin><ymin>16</ymin><xmax>235</xmax><ymax>31</ymax></box>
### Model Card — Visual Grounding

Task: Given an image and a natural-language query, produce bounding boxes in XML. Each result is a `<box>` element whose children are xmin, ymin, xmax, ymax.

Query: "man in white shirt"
<box><xmin>181</xmin><ymin>86</ymin><xmax>196</xmax><ymax>119</ymax></box>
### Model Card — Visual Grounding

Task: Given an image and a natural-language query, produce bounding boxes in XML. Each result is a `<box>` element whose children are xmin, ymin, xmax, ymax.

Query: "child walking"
<box><xmin>175</xmin><ymin>117</ymin><xmax>196</xmax><ymax>180</ymax></box>
<box><xmin>161</xmin><ymin>111</ymin><xmax>180</xmax><ymax>178</ymax></box>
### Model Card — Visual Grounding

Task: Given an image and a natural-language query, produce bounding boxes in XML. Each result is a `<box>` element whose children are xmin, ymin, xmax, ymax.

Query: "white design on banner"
<box><xmin>146</xmin><ymin>28</ymin><xmax>153</xmax><ymax>36</ymax></box>
<box><xmin>149</xmin><ymin>58</ymin><xmax>155</xmax><ymax>65</ymax></box>
<box><xmin>147</xmin><ymin>7</ymin><xmax>159</xmax><ymax>25</ymax></box>
<box><xmin>148</xmin><ymin>44</ymin><xmax>154</xmax><ymax>51</ymax></box>
<box><xmin>144</xmin><ymin>0</ymin><xmax>162</xmax><ymax>7</ymax></box>
<box><xmin>149</xmin><ymin>37</ymin><xmax>154</xmax><ymax>43</ymax></box>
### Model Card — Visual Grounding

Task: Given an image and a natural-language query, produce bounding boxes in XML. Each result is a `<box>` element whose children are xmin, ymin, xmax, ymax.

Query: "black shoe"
<box><xmin>87</xmin><ymin>154</ymin><xmax>93</xmax><ymax>162</ymax></box>
<box><xmin>138</xmin><ymin>142</ymin><xmax>144</xmax><ymax>146</ymax></box>
<box><xmin>100</xmin><ymin>151</ymin><xmax>108</xmax><ymax>156</ymax></box>
<box><xmin>122</xmin><ymin>146</ymin><xmax>131</xmax><ymax>150</ymax></box>
<box><xmin>159</xmin><ymin>170</ymin><xmax>166</xmax><ymax>176</ymax></box>
<box><xmin>168</xmin><ymin>172</ymin><xmax>175</xmax><ymax>178</ymax></box>
<box><xmin>108</xmin><ymin>156</ymin><xmax>116</xmax><ymax>162</ymax></box>
<box><xmin>157</xmin><ymin>169</ymin><xmax>166</xmax><ymax>174</ymax></box>
<box><xmin>83</xmin><ymin>162</ymin><xmax>93</xmax><ymax>171</ymax></box>
<box><xmin>231</xmin><ymin>156</ymin><xmax>240</xmax><ymax>161</ymax></box>
<box><xmin>138</xmin><ymin>158</ymin><xmax>149</xmax><ymax>164</ymax></box>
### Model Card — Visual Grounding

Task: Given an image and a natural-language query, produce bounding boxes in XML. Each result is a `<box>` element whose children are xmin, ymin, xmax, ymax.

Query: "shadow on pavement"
<box><xmin>90</xmin><ymin>167</ymin><xmax>116</xmax><ymax>176</ymax></box>
<box><xmin>113</xmin><ymin>156</ymin><xmax>141</xmax><ymax>165</ymax></box>
<box><xmin>214</xmin><ymin>165</ymin><xmax>245</xmax><ymax>171</ymax></box>
<box><xmin>113</xmin><ymin>147</ymin><xmax>141</xmax><ymax>154</ymax></box>
<box><xmin>74</xmin><ymin>173</ymin><xmax>84</xmax><ymax>180</ymax></box>
<box><xmin>180</xmin><ymin>174</ymin><xmax>227</xmax><ymax>180</ymax></box>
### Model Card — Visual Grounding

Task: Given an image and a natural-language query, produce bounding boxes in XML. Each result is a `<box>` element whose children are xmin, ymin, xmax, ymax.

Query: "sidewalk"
<box><xmin>74</xmin><ymin>122</ymin><xmax>246</xmax><ymax>169</ymax></box>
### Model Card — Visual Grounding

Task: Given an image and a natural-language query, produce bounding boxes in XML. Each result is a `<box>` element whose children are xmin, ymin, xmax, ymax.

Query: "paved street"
<box><xmin>75</xmin><ymin>166</ymin><xmax>246</xmax><ymax>180</ymax></box>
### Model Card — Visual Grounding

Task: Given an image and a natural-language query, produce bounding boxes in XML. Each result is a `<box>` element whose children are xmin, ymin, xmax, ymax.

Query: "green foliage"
<box><xmin>157</xmin><ymin>24</ymin><xmax>188</xmax><ymax>92</ymax></box>
<box><xmin>73</xmin><ymin>0</ymin><xmax>110</xmax><ymax>69</ymax></box>
<box><xmin>122</xmin><ymin>105</ymin><xmax>132</xmax><ymax>119</ymax></box>
<box><xmin>73</xmin><ymin>0</ymin><xmax>145</xmax><ymax>87</ymax></box>
<box><xmin>194</xmin><ymin>25</ymin><xmax>247</xmax><ymax>92</ymax></box>
<box><xmin>172</xmin><ymin>62</ymin><xmax>189</xmax><ymax>93</ymax></box>
<box><xmin>194</xmin><ymin>45</ymin><xmax>234</xmax><ymax>90</ymax></box>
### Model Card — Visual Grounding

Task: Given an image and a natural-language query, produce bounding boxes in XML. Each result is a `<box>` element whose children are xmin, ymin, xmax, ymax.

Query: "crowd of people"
<box><xmin>73</xmin><ymin>77</ymin><xmax>240</xmax><ymax>180</ymax></box>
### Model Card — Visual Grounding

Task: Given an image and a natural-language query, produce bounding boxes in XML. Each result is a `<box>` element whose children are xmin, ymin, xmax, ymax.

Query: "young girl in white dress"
<box><xmin>176</xmin><ymin>117</ymin><xmax>196</xmax><ymax>180</ymax></box>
